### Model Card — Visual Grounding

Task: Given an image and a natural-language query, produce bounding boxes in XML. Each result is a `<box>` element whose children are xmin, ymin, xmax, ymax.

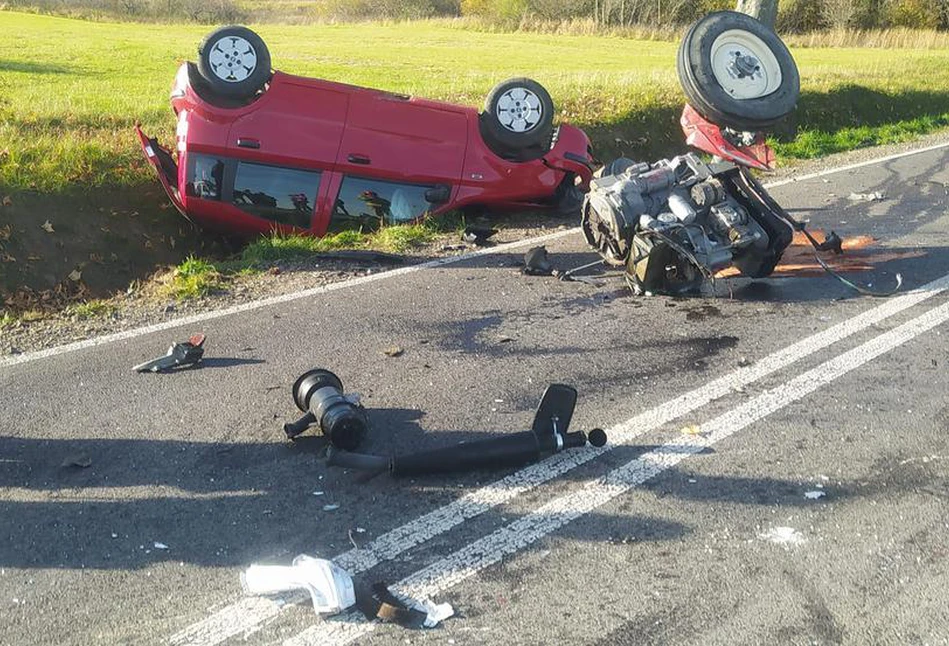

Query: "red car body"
<box><xmin>138</xmin><ymin>63</ymin><xmax>595</xmax><ymax>238</ymax></box>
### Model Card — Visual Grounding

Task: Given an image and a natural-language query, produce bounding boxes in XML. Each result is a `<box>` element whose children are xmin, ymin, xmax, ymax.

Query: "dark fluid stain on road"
<box><xmin>684</xmin><ymin>304</ymin><xmax>723</xmax><ymax>321</ymax></box>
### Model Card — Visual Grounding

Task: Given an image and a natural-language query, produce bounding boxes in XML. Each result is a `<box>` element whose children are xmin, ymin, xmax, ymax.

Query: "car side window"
<box><xmin>331</xmin><ymin>177</ymin><xmax>434</xmax><ymax>232</ymax></box>
<box><xmin>232</xmin><ymin>162</ymin><xmax>320</xmax><ymax>229</ymax></box>
<box><xmin>185</xmin><ymin>153</ymin><xmax>225</xmax><ymax>200</ymax></box>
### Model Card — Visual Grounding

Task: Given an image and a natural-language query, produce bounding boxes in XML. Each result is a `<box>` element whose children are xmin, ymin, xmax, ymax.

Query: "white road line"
<box><xmin>0</xmin><ymin>486</ymin><xmax>262</xmax><ymax>503</ymax></box>
<box><xmin>292</xmin><ymin>297</ymin><xmax>949</xmax><ymax>646</ymax></box>
<box><xmin>764</xmin><ymin>139</ymin><xmax>949</xmax><ymax>189</ymax></box>
<box><xmin>6</xmin><ymin>139</ymin><xmax>948</xmax><ymax>372</ymax></box>
<box><xmin>0</xmin><ymin>230</ymin><xmax>572</xmax><ymax>370</ymax></box>
<box><xmin>168</xmin><ymin>272</ymin><xmax>949</xmax><ymax>646</ymax></box>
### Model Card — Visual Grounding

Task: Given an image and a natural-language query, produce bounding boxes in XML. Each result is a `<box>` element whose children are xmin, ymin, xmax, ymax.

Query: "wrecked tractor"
<box><xmin>583</xmin><ymin>11</ymin><xmax>803</xmax><ymax>295</ymax></box>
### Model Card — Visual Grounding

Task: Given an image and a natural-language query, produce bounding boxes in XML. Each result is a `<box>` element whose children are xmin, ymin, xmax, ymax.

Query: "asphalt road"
<box><xmin>2</xmin><ymin>144</ymin><xmax>949</xmax><ymax>646</ymax></box>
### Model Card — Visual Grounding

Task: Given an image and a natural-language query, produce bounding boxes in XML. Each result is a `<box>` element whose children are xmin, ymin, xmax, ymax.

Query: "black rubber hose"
<box><xmin>391</xmin><ymin>431</ymin><xmax>544</xmax><ymax>477</ymax></box>
<box><xmin>326</xmin><ymin>448</ymin><xmax>390</xmax><ymax>473</ymax></box>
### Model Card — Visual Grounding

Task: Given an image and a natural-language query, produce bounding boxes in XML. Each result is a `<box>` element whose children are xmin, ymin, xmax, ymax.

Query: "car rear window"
<box><xmin>232</xmin><ymin>162</ymin><xmax>320</xmax><ymax>229</ymax></box>
<box><xmin>331</xmin><ymin>177</ymin><xmax>434</xmax><ymax>232</ymax></box>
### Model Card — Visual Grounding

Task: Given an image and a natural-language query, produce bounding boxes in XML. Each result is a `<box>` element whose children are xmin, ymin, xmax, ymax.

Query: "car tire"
<box><xmin>481</xmin><ymin>78</ymin><xmax>555</xmax><ymax>158</ymax></box>
<box><xmin>676</xmin><ymin>11</ymin><xmax>799</xmax><ymax>132</ymax></box>
<box><xmin>197</xmin><ymin>25</ymin><xmax>272</xmax><ymax>100</ymax></box>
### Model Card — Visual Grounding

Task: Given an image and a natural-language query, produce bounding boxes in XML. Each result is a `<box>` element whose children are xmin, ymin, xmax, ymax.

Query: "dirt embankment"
<box><xmin>0</xmin><ymin>185</ymin><xmax>233</xmax><ymax>311</ymax></box>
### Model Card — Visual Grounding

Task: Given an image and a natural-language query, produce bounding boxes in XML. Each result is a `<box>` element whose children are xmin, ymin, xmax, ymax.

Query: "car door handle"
<box><xmin>237</xmin><ymin>138</ymin><xmax>261</xmax><ymax>149</ymax></box>
<box><xmin>347</xmin><ymin>154</ymin><xmax>371</xmax><ymax>165</ymax></box>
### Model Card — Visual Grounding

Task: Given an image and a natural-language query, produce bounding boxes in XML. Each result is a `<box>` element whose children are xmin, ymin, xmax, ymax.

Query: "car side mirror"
<box><xmin>424</xmin><ymin>185</ymin><xmax>451</xmax><ymax>204</ymax></box>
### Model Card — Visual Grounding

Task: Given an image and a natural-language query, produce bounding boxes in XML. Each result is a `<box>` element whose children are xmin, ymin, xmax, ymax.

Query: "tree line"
<box><xmin>5</xmin><ymin>0</ymin><xmax>949</xmax><ymax>30</ymax></box>
<box><xmin>325</xmin><ymin>0</ymin><xmax>949</xmax><ymax>31</ymax></box>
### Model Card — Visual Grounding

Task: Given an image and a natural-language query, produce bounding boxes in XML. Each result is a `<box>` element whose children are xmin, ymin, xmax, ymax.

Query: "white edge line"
<box><xmin>294</xmin><ymin>298</ymin><xmax>949</xmax><ymax>646</ymax></box>
<box><xmin>169</xmin><ymin>271</ymin><xmax>949</xmax><ymax>646</ymax></box>
<box><xmin>765</xmin><ymin>139</ymin><xmax>949</xmax><ymax>189</ymax></box>
<box><xmin>0</xmin><ymin>229</ymin><xmax>571</xmax><ymax>370</ymax></box>
<box><xmin>6</xmin><ymin>138</ymin><xmax>949</xmax><ymax>371</ymax></box>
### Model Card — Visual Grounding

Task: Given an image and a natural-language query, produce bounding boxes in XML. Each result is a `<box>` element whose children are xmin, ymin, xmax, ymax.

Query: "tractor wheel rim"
<box><xmin>710</xmin><ymin>29</ymin><xmax>782</xmax><ymax>100</ymax></box>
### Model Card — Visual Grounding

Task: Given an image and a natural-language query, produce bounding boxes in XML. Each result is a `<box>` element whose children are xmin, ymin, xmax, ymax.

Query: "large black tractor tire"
<box><xmin>677</xmin><ymin>11</ymin><xmax>799</xmax><ymax>131</ymax></box>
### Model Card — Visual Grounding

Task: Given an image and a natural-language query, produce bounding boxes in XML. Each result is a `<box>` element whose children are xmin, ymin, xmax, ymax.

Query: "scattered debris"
<box><xmin>67</xmin><ymin>269</ymin><xmax>82</xmax><ymax>282</ymax></box>
<box><xmin>847</xmin><ymin>191</ymin><xmax>886</xmax><ymax>202</ymax></box>
<box><xmin>461</xmin><ymin>226</ymin><xmax>498</xmax><ymax>246</ymax></box>
<box><xmin>132</xmin><ymin>334</ymin><xmax>206</xmax><ymax>373</ymax></box>
<box><xmin>355</xmin><ymin>581</ymin><xmax>454</xmax><ymax>629</ymax></box>
<box><xmin>322</xmin><ymin>504</ymin><xmax>340</xmax><ymax>512</ymax></box>
<box><xmin>41</xmin><ymin>220</ymin><xmax>55</xmax><ymax>233</ymax></box>
<box><xmin>522</xmin><ymin>246</ymin><xmax>603</xmax><ymax>285</ymax></box>
<box><xmin>804</xmin><ymin>490</ymin><xmax>826</xmax><ymax>500</ymax></box>
<box><xmin>1</xmin><ymin>195</ymin><xmax>11</xmax><ymax>207</ymax></box>
<box><xmin>383</xmin><ymin>345</ymin><xmax>404</xmax><ymax>358</ymax></box>
<box><xmin>283</xmin><ymin>369</ymin><xmax>368</xmax><ymax>450</ymax></box>
<box><xmin>757</xmin><ymin>526</ymin><xmax>807</xmax><ymax>548</ymax></box>
<box><xmin>680</xmin><ymin>424</ymin><xmax>703</xmax><ymax>436</ymax></box>
<box><xmin>153</xmin><ymin>542</ymin><xmax>169</xmax><ymax>550</ymax></box>
<box><xmin>311</xmin><ymin>491</ymin><xmax>325</xmax><ymax>496</ymax></box>
<box><xmin>241</xmin><ymin>555</ymin><xmax>355</xmax><ymax>615</ymax></box>
<box><xmin>327</xmin><ymin>383</ymin><xmax>607</xmax><ymax>478</ymax></box>
<box><xmin>61</xmin><ymin>453</ymin><xmax>92</xmax><ymax>468</ymax></box>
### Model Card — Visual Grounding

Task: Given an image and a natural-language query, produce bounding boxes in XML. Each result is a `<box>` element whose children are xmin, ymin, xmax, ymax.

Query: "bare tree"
<box><xmin>823</xmin><ymin>0</ymin><xmax>855</xmax><ymax>29</ymax></box>
<box><xmin>735</xmin><ymin>0</ymin><xmax>778</xmax><ymax>28</ymax></box>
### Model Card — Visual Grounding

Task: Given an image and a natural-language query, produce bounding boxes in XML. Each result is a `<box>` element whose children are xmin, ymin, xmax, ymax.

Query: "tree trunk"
<box><xmin>735</xmin><ymin>0</ymin><xmax>779</xmax><ymax>29</ymax></box>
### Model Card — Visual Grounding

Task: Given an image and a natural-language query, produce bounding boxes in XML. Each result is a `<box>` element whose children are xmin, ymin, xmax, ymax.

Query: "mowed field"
<box><xmin>3</xmin><ymin>10</ymin><xmax>949</xmax><ymax>194</ymax></box>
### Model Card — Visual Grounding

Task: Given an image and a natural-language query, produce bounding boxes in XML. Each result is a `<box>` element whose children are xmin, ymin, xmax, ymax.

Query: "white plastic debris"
<box><xmin>804</xmin><ymin>490</ymin><xmax>826</xmax><ymax>500</ymax></box>
<box><xmin>153</xmin><ymin>542</ymin><xmax>169</xmax><ymax>550</ymax></box>
<box><xmin>415</xmin><ymin>598</ymin><xmax>454</xmax><ymax>628</ymax></box>
<box><xmin>241</xmin><ymin>555</ymin><xmax>355</xmax><ymax>615</ymax></box>
<box><xmin>757</xmin><ymin>526</ymin><xmax>806</xmax><ymax>548</ymax></box>
<box><xmin>848</xmin><ymin>191</ymin><xmax>886</xmax><ymax>202</ymax></box>
<box><xmin>323</xmin><ymin>504</ymin><xmax>340</xmax><ymax>511</ymax></box>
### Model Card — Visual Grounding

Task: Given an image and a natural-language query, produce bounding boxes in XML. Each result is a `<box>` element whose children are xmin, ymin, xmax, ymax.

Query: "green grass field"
<box><xmin>3</xmin><ymin>11</ymin><xmax>949</xmax><ymax>195</ymax></box>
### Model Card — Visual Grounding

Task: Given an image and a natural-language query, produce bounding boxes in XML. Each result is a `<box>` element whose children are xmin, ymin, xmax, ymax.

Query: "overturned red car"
<box><xmin>137</xmin><ymin>26</ymin><xmax>596</xmax><ymax>238</ymax></box>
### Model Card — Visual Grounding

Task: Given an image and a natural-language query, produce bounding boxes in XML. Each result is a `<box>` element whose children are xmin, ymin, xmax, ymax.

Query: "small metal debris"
<box><xmin>847</xmin><ymin>191</ymin><xmax>886</xmax><ymax>202</ymax></box>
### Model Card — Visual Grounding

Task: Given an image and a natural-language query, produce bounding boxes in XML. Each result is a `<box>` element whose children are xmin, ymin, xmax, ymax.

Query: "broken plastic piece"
<box><xmin>355</xmin><ymin>581</ymin><xmax>454</xmax><ymax>629</ymax></box>
<box><xmin>241</xmin><ymin>555</ymin><xmax>355</xmax><ymax>615</ymax></box>
<box><xmin>523</xmin><ymin>246</ymin><xmax>555</xmax><ymax>276</ymax></box>
<box><xmin>461</xmin><ymin>226</ymin><xmax>498</xmax><ymax>246</ymax></box>
<box><xmin>132</xmin><ymin>334</ymin><xmax>206</xmax><ymax>372</ymax></box>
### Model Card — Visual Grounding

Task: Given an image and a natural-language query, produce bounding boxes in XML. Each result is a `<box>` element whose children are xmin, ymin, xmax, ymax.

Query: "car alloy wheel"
<box><xmin>496</xmin><ymin>87</ymin><xmax>543</xmax><ymax>134</ymax></box>
<box><xmin>207</xmin><ymin>35</ymin><xmax>259</xmax><ymax>83</ymax></box>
